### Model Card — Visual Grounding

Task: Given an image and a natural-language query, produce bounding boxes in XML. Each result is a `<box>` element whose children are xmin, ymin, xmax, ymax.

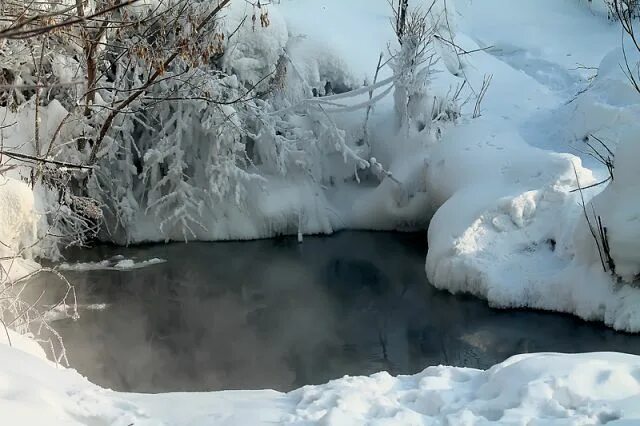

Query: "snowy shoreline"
<box><xmin>421</xmin><ymin>0</ymin><xmax>640</xmax><ymax>333</ymax></box>
<box><xmin>2</xmin><ymin>331</ymin><xmax>640</xmax><ymax>425</ymax></box>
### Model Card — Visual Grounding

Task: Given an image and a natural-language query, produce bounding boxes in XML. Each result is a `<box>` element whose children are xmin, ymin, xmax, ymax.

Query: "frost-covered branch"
<box><xmin>88</xmin><ymin>0</ymin><xmax>233</xmax><ymax>164</ymax></box>
<box><xmin>0</xmin><ymin>0</ymin><xmax>138</xmax><ymax>39</ymax></box>
<box><xmin>269</xmin><ymin>76</ymin><xmax>395</xmax><ymax>116</ymax></box>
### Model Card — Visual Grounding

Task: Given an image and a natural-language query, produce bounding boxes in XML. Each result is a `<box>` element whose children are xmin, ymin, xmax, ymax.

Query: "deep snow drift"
<box><xmin>3</xmin><ymin>332</ymin><xmax>640</xmax><ymax>425</ymax></box>
<box><xmin>422</xmin><ymin>0</ymin><xmax>640</xmax><ymax>332</ymax></box>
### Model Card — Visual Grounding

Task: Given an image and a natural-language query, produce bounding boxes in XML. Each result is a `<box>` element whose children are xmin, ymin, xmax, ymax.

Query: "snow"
<box><xmin>581</xmin><ymin>139</ymin><xmax>640</xmax><ymax>282</ymax></box>
<box><xmin>0</xmin><ymin>176</ymin><xmax>40</xmax><ymax>280</ymax></box>
<box><xmin>421</xmin><ymin>0</ymin><xmax>640</xmax><ymax>332</ymax></box>
<box><xmin>0</xmin><ymin>335</ymin><xmax>142</xmax><ymax>425</ymax></box>
<box><xmin>277</xmin><ymin>0</ymin><xmax>393</xmax><ymax>83</ymax></box>
<box><xmin>222</xmin><ymin>1</ymin><xmax>289</xmax><ymax>85</ymax></box>
<box><xmin>43</xmin><ymin>303</ymin><xmax>107</xmax><ymax>323</ymax></box>
<box><xmin>58</xmin><ymin>256</ymin><xmax>166</xmax><ymax>272</ymax></box>
<box><xmin>285</xmin><ymin>352</ymin><xmax>638</xmax><ymax>424</ymax></box>
<box><xmin>3</xmin><ymin>331</ymin><xmax>640</xmax><ymax>425</ymax></box>
<box><xmin>0</xmin><ymin>330</ymin><xmax>47</xmax><ymax>360</ymax></box>
<box><xmin>2</xmin><ymin>0</ymin><xmax>640</xmax><ymax>422</ymax></box>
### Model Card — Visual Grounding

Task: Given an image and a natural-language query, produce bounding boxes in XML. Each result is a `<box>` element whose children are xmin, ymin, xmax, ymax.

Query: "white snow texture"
<box><xmin>2</xmin><ymin>332</ymin><xmax>640</xmax><ymax>425</ymax></box>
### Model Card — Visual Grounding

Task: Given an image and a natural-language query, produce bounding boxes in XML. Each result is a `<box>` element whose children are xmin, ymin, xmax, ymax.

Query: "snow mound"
<box><xmin>287</xmin><ymin>352</ymin><xmax>637</xmax><ymax>425</ymax></box>
<box><xmin>422</xmin><ymin>0</ymin><xmax>640</xmax><ymax>332</ymax></box>
<box><xmin>58</xmin><ymin>256</ymin><xmax>166</xmax><ymax>272</ymax></box>
<box><xmin>3</xmin><ymin>332</ymin><xmax>640</xmax><ymax>425</ymax></box>
<box><xmin>575</xmin><ymin>138</ymin><xmax>640</xmax><ymax>283</ymax></box>
<box><xmin>0</xmin><ymin>337</ymin><xmax>142</xmax><ymax>426</ymax></box>
<box><xmin>0</xmin><ymin>330</ymin><xmax>46</xmax><ymax>360</ymax></box>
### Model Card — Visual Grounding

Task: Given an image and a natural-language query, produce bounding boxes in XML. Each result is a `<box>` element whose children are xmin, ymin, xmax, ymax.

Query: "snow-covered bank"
<box><xmin>422</xmin><ymin>0</ymin><xmax>640</xmax><ymax>331</ymax></box>
<box><xmin>3</xmin><ymin>331</ymin><xmax>640</xmax><ymax>425</ymax></box>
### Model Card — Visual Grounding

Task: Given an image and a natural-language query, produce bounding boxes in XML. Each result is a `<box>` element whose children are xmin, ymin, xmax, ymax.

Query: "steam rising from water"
<box><xmin>24</xmin><ymin>232</ymin><xmax>640</xmax><ymax>392</ymax></box>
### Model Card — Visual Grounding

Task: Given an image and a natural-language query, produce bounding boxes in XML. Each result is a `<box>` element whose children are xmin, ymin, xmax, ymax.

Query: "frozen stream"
<box><xmin>28</xmin><ymin>232</ymin><xmax>640</xmax><ymax>393</ymax></box>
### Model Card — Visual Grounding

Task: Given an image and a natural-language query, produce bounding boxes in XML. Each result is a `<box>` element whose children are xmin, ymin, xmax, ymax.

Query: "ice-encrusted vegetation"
<box><xmin>0</xmin><ymin>0</ymin><xmax>455</xmax><ymax>247</ymax></box>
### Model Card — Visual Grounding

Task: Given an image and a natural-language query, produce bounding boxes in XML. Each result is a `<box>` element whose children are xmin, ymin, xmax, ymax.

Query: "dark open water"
<box><xmin>27</xmin><ymin>232</ymin><xmax>640</xmax><ymax>393</ymax></box>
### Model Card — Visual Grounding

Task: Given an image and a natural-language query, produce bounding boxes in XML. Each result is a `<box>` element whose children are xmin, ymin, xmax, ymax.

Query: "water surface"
<box><xmin>30</xmin><ymin>232</ymin><xmax>640</xmax><ymax>393</ymax></box>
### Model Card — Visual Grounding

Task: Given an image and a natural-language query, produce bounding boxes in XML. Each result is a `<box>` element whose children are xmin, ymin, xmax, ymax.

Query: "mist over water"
<box><xmin>27</xmin><ymin>232</ymin><xmax>640</xmax><ymax>393</ymax></box>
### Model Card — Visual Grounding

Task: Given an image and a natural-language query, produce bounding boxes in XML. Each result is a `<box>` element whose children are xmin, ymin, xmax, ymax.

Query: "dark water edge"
<box><xmin>25</xmin><ymin>231</ymin><xmax>640</xmax><ymax>393</ymax></box>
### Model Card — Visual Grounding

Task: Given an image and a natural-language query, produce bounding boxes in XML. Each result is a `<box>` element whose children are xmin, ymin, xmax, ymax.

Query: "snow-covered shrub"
<box><xmin>81</xmin><ymin>0</ymin><xmax>416</xmax><ymax>242</ymax></box>
<box><xmin>0</xmin><ymin>0</ymin><xmax>250</xmax><ymax>242</ymax></box>
<box><xmin>66</xmin><ymin>1</ymin><xmax>282</xmax><ymax>241</ymax></box>
<box><xmin>0</xmin><ymin>0</ymin><xmax>460</xmax><ymax>244</ymax></box>
<box><xmin>390</xmin><ymin>3</ymin><xmax>439</xmax><ymax>133</ymax></box>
